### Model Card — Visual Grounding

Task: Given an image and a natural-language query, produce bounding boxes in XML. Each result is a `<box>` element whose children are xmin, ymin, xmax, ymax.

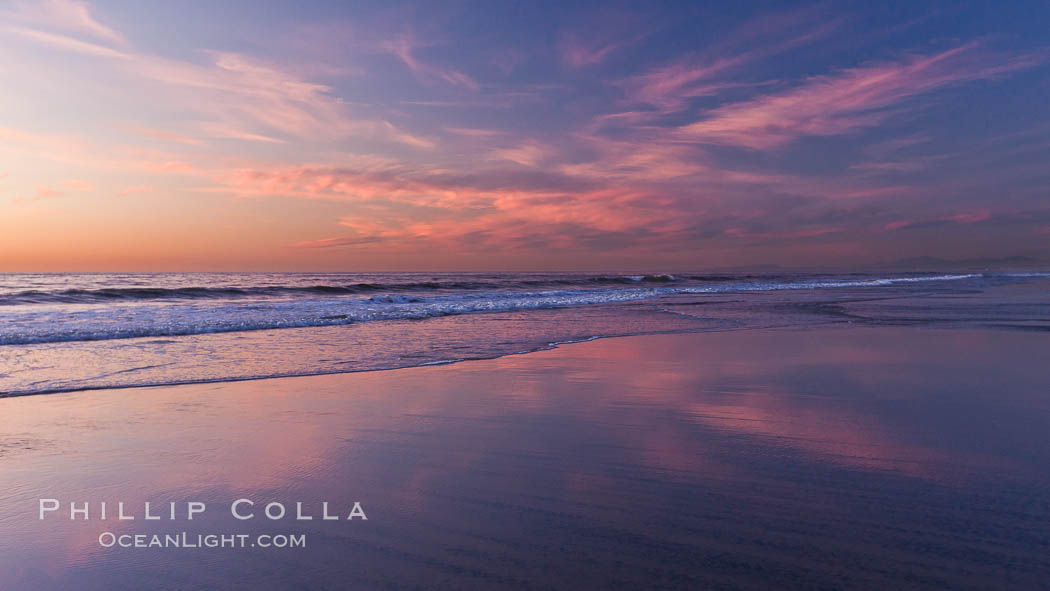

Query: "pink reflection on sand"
<box><xmin>1</xmin><ymin>327</ymin><xmax>1043</xmax><ymax>570</ymax></box>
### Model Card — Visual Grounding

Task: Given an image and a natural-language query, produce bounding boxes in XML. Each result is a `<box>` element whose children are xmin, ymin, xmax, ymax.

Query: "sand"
<box><xmin>1</xmin><ymin>326</ymin><xmax>1048</xmax><ymax>589</ymax></box>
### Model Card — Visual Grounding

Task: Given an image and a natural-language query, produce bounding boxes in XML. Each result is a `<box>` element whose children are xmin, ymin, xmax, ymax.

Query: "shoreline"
<box><xmin>0</xmin><ymin>323</ymin><xmax>822</xmax><ymax>400</ymax></box>
<box><xmin>0</xmin><ymin>316</ymin><xmax>1038</xmax><ymax>400</ymax></box>
<box><xmin>0</xmin><ymin>328</ymin><xmax>675</xmax><ymax>399</ymax></box>
<box><xmin>3</xmin><ymin>310</ymin><xmax>1041</xmax><ymax>400</ymax></box>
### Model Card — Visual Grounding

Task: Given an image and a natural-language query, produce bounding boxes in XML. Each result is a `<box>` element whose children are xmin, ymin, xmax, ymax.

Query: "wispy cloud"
<box><xmin>676</xmin><ymin>44</ymin><xmax>1044</xmax><ymax>149</ymax></box>
<box><xmin>125</xmin><ymin>126</ymin><xmax>206</xmax><ymax>146</ymax></box>
<box><xmin>1</xmin><ymin>24</ymin><xmax>127</xmax><ymax>57</ymax></box>
<box><xmin>884</xmin><ymin>209</ymin><xmax>994</xmax><ymax>231</ymax></box>
<box><xmin>3</xmin><ymin>0</ymin><xmax>126</xmax><ymax>45</ymax></box>
<box><xmin>444</xmin><ymin>127</ymin><xmax>504</xmax><ymax>138</ymax></box>
<box><xmin>292</xmin><ymin>235</ymin><xmax>384</xmax><ymax>249</ymax></box>
<box><xmin>118</xmin><ymin>185</ymin><xmax>154</xmax><ymax>197</ymax></box>
<box><xmin>616</xmin><ymin>10</ymin><xmax>841</xmax><ymax>116</ymax></box>
<box><xmin>382</xmin><ymin>31</ymin><xmax>479</xmax><ymax>90</ymax></box>
<box><xmin>4</xmin><ymin>9</ymin><xmax>434</xmax><ymax>149</ymax></box>
<box><xmin>559</xmin><ymin>32</ymin><xmax>629</xmax><ymax>68</ymax></box>
<box><xmin>491</xmin><ymin>143</ymin><xmax>548</xmax><ymax>167</ymax></box>
<box><xmin>63</xmin><ymin>179</ymin><xmax>94</xmax><ymax>191</ymax></box>
<box><xmin>14</xmin><ymin>185</ymin><xmax>63</xmax><ymax>204</ymax></box>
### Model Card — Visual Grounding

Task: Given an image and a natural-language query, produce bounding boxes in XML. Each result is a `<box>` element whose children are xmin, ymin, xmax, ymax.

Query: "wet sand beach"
<box><xmin>1</xmin><ymin>326</ymin><xmax>1048</xmax><ymax>589</ymax></box>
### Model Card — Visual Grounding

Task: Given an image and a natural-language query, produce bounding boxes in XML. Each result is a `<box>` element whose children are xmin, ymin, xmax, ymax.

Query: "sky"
<box><xmin>0</xmin><ymin>0</ymin><xmax>1048</xmax><ymax>271</ymax></box>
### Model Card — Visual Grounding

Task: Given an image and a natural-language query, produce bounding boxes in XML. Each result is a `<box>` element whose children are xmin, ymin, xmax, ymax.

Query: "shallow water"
<box><xmin>0</xmin><ymin>327</ymin><xmax>1047</xmax><ymax>589</ymax></box>
<box><xmin>1</xmin><ymin>271</ymin><xmax>1046</xmax><ymax>396</ymax></box>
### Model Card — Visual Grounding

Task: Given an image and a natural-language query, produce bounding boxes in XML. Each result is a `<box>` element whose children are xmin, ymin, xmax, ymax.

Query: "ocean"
<box><xmin>1</xmin><ymin>271</ymin><xmax>1047</xmax><ymax>397</ymax></box>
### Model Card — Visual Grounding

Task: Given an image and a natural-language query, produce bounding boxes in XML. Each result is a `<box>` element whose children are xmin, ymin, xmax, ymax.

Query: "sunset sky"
<box><xmin>1</xmin><ymin>0</ymin><xmax>1048</xmax><ymax>271</ymax></box>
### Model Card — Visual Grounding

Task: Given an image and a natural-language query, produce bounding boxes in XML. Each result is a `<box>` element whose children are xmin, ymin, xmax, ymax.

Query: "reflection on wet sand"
<box><xmin>0</xmin><ymin>327</ymin><xmax>1048</xmax><ymax>589</ymax></box>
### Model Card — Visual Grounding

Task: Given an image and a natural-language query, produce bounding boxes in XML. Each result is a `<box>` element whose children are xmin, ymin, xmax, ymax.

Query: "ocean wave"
<box><xmin>0</xmin><ymin>275</ymin><xmax>688</xmax><ymax>305</ymax></box>
<box><xmin>623</xmin><ymin>274</ymin><xmax>676</xmax><ymax>282</ymax></box>
<box><xmin>0</xmin><ymin>274</ymin><xmax>982</xmax><ymax>346</ymax></box>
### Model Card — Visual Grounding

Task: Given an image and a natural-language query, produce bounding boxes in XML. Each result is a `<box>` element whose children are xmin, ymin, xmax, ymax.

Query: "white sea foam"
<box><xmin>0</xmin><ymin>273</ymin><xmax>984</xmax><ymax>345</ymax></box>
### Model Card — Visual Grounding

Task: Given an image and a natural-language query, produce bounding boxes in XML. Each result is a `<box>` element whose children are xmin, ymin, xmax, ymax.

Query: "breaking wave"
<box><xmin>0</xmin><ymin>274</ymin><xmax>982</xmax><ymax>345</ymax></box>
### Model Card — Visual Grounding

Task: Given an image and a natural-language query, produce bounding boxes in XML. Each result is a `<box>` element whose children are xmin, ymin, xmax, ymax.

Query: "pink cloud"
<box><xmin>557</xmin><ymin>9</ymin><xmax>666</xmax><ymax>70</ymax></box>
<box><xmin>444</xmin><ymin>127</ymin><xmax>504</xmax><ymax>138</ymax></box>
<box><xmin>14</xmin><ymin>185</ymin><xmax>63</xmax><ymax>204</ymax></box>
<box><xmin>491</xmin><ymin>143</ymin><xmax>548</xmax><ymax>166</ymax></box>
<box><xmin>137</xmin><ymin>160</ymin><xmax>198</xmax><ymax>174</ymax></box>
<box><xmin>948</xmin><ymin>209</ymin><xmax>992</xmax><ymax>224</ymax></box>
<box><xmin>849</xmin><ymin>161</ymin><xmax>925</xmax><ymax>172</ymax></box>
<box><xmin>2</xmin><ymin>0</ymin><xmax>126</xmax><ymax>46</ymax></box>
<box><xmin>620</xmin><ymin>58</ymin><xmax>753</xmax><ymax>114</ymax></box>
<box><xmin>126</xmin><ymin>126</ymin><xmax>205</xmax><ymax>146</ymax></box>
<box><xmin>884</xmin><ymin>209</ymin><xmax>996</xmax><ymax>231</ymax></box>
<box><xmin>12</xmin><ymin>179</ymin><xmax>92</xmax><ymax>204</ymax></box>
<box><xmin>883</xmin><ymin>220</ymin><xmax>913</xmax><ymax>231</ymax></box>
<box><xmin>292</xmin><ymin>236</ymin><xmax>384</xmax><ymax>249</ymax></box>
<box><xmin>724</xmin><ymin>227</ymin><xmax>843</xmax><ymax>240</ymax></box>
<box><xmin>195</xmin><ymin>123</ymin><xmax>284</xmax><ymax>144</ymax></box>
<box><xmin>118</xmin><ymin>185</ymin><xmax>154</xmax><ymax>197</ymax></box>
<box><xmin>8</xmin><ymin>10</ymin><xmax>433</xmax><ymax>149</ymax></box>
<box><xmin>559</xmin><ymin>32</ymin><xmax>627</xmax><ymax>68</ymax></box>
<box><xmin>63</xmin><ymin>179</ymin><xmax>94</xmax><ymax>191</ymax></box>
<box><xmin>832</xmin><ymin>186</ymin><xmax>917</xmax><ymax>200</ymax></box>
<box><xmin>676</xmin><ymin>44</ymin><xmax>1044</xmax><ymax>149</ymax></box>
<box><xmin>1</xmin><ymin>25</ymin><xmax>128</xmax><ymax>58</ymax></box>
<box><xmin>211</xmin><ymin>160</ymin><xmax>682</xmax><ymax>252</ymax></box>
<box><xmin>616</xmin><ymin>11</ymin><xmax>840</xmax><ymax>116</ymax></box>
<box><xmin>382</xmin><ymin>32</ymin><xmax>479</xmax><ymax>90</ymax></box>
<box><xmin>36</xmin><ymin>186</ymin><xmax>62</xmax><ymax>199</ymax></box>
<box><xmin>0</xmin><ymin>125</ymin><xmax>201</xmax><ymax>176</ymax></box>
